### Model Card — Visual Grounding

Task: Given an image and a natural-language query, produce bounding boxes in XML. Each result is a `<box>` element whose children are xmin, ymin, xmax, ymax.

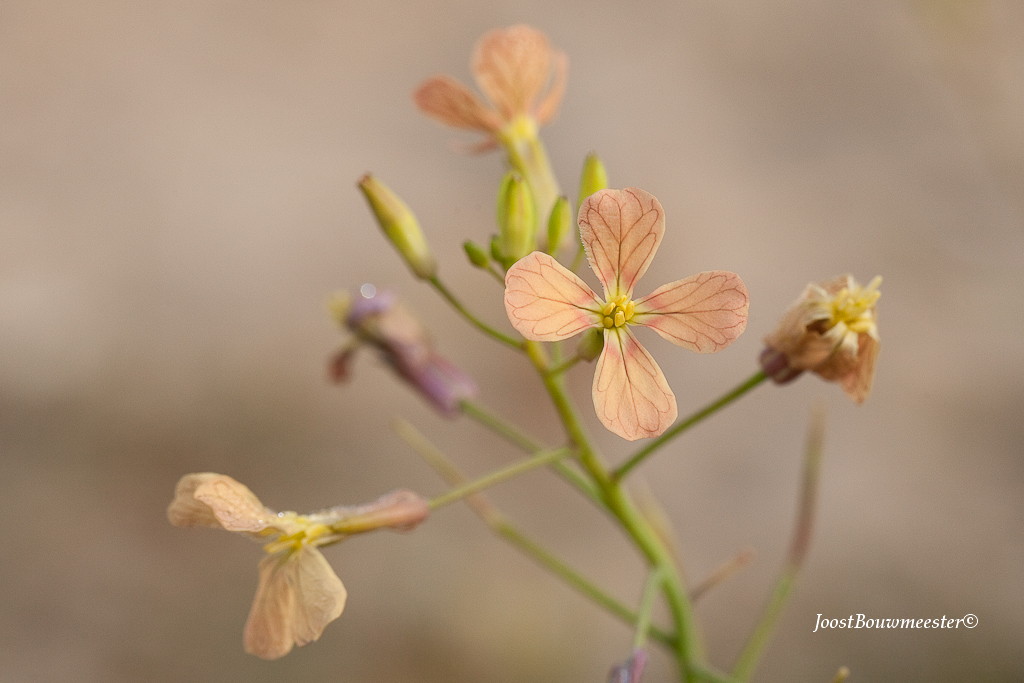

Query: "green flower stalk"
<box><xmin>358</xmin><ymin>174</ymin><xmax>436</xmax><ymax>279</ymax></box>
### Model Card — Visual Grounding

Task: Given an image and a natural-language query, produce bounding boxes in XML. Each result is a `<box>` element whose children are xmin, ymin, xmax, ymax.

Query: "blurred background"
<box><xmin>2</xmin><ymin>1</ymin><xmax>1022</xmax><ymax>681</ymax></box>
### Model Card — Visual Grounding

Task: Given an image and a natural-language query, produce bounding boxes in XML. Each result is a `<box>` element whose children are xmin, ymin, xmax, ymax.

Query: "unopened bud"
<box><xmin>358</xmin><ymin>174</ymin><xmax>437</xmax><ymax>279</ymax></box>
<box><xmin>577</xmin><ymin>151</ymin><xmax>609</xmax><ymax>211</ymax></box>
<box><xmin>496</xmin><ymin>171</ymin><xmax>537</xmax><ymax>266</ymax></box>
<box><xmin>463</xmin><ymin>240</ymin><xmax>490</xmax><ymax>269</ymax></box>
<box><xmin>546</xmin><ymin>195</ymin><xmax>572</xmax><ymax>254</ymax></box>
<box><xmin>577</xmin><ymin>327</ymin><xmax>605</xmax><ymax>362</ymax></box>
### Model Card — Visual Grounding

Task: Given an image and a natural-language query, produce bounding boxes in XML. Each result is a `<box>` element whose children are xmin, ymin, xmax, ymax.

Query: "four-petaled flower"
<box><xmin>504</xmin><ymin>188</ymin><xmax>749</xmax><ymax>440</ymax></box>
<box><xmin>414</xmin><ymin>24</ymin><xmax>566</xmax><ymax>151</ymax></box>
<box><xmin>168</xmin><ymin>473</ymin><xmax>429</xmax><ymax>659</ymax></box>
<box><xmin>760</xmin><ymin>274</ymin><xmax>881</xmax><ymax>402</ymax></box>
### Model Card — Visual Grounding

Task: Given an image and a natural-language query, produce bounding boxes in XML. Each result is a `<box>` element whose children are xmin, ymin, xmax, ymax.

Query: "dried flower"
<box><xmin>504</xmin><ymin>188</ymin><xmax>749</xmax><ymax>440</ymax></box>
<box><xmin>608</xmin><ymin>649</ymin><xmax>648</xmax><ymax>683</ymax></box>
<box><xmin>168</xmin><ymin>473</ymin><xmax>429</xmax><ymax>659</ymax></box>
<box><xmin>330</xmin><ymin>287</ymin><xmax>477</xmax><ymax>415</ymax></box>
<box><xmin>760</xmin><ymin>274</ymin><xmax>881</xmax><ymax>402</ymax></box>
<box><xmin>413</xmin><ymin>24</ymin><xmax>566</xmax><ymax>150</ymax></box>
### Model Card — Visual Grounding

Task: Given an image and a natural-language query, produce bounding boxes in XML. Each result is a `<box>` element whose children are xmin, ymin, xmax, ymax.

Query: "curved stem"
<box><xmin>613</xmin><ymin>370</ymin><xmax>768</xmax><ymax>482</ymax></box>
<box><xmin>428</xmin><ymin>447</ymin><xmax>570</xmax><ymax>510</ymax></box>
<box><xmin>428</xmin><ymin>275</ymin><xmax>523</xmax><ymax>350</ymax></box>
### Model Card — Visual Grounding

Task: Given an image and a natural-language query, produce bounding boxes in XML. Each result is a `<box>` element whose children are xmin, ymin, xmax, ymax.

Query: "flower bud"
<box><xmin>327</xmin><ymin>489</ymin><xmax>430</xmax><ymax>534</ymax></box>
<box><xmin>496</xmin><ymin>171</ymin><xmax>538</xmax><ymax>266</ymax></box>
<box><xmin>463</xmin><ymin>240</ymin><xmax>490</xmax><ymax>269</ymax></box>
<box><xmin>358</xmin><ymin>174</ymin><xmax>437</xmax><ymax>279</ymax></box>
<box><xmin>545</xmin><ymin>195</ymin><xmax>572</xmax><ymax>254</ymax></box>
<box><xmin>576</xmin><ymin>327</ymin><xmax>604</xmax><ymax>362</ymax></box>
<box><xmin>577</xmin><ymin>151</ymin><xmax>608</xmax><ymax>211</ymax></box>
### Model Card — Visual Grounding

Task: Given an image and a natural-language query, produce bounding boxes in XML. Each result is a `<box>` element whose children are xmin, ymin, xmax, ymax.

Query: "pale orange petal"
<box><xmin>413</xmin><ymin>76</ymin><xmax>502</xmax><ymax>132</ymax></box>
<box><xmin>243</xmin><ymin>550</ymin><xmax>347</xmax><ymax>660</ymax></box>
<box><xmin>579</xmin><ymin>188</ymin><xmax>664</xmax><ymax>298</ymax></box>
<box><xmin>633</xmin><ymin>271</ymin><xmax>749</xmax><ymax>353</ymax></box>
<box><xmin>534</xmin><ymin>51</ymin><xmax>567</xmax><ymax>125</ymax></box>
<box><xmin>472</xmin><ymin>25</ymin><xmax>551</xmax><ymax>121</ymax></box>
<box><xmin>192</xmin><ymin>474</ymin><xmax>274</xmax><ymax>533</ymax></box>
<box><xmin>504</xmin><ymin>251</ymin><xmax>602</xmax><ymax>341</ymax></box>
<box><xmin>593</xmin><ymin>328</ymin><xmax>677</xmax><ymax>441</ymax></box>
<box><xmin>167</xmin><ymin>473</ymin><xmax>271</xmax><ymax>532</ymax></box>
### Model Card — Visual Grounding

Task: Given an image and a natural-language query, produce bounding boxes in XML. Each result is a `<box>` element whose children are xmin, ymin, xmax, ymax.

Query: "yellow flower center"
<box><xmin>825</xmin><ymin>276</ymin><xmax>881</xmax><ymax>335</ymax></box>
<box><xmin>600</xmin><ymin>294</ymin><xmax>636</xmax><ymax>329</ymax></box>
<box><xmin>262</xmin><ymin>516</ymin><xmax>333</xmax><ymax>556</ymax></box>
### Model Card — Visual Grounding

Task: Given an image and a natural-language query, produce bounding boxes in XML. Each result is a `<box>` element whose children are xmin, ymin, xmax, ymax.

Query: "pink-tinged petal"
<box><xmin>633</xmin><ymin>271</ymin><xmax>749</xmax><ymax>353</ymax></box>
<box><xmin>579</xmin><ymin>188</ymin><xmax>664</xmax><ymax>298</ymax></box>
<box><xmin>593</xmin><ymin>328</ymin><xmax>677</xmax><ymax>441</ymax></box>
<box><xmin>243</xmin><ymin>549</ymin><xmax>347</xmax><ymax>660</ymax></box>
<box><xmin>413</xmin><ymin>76</ymin><xmax>502</xmax><ymax>132</ymax></box>
<box><xmin>167</xmin><ymin>473</ymin><xmax>272</xmax><ymax>533</ymax></box>
<box><xmin>534</xmin><ymin>51</ymin><xmax>567</xmax><ymax>125</ymax></box>
<box><xmin>505</xmin><ymin>251</ymin><xmax>602</xmax><ymax>341</ymax></box>
<box><xmin>472</xmin><ymin>25</ymin><xmax>551</xmax><ymax>121</ymax></box>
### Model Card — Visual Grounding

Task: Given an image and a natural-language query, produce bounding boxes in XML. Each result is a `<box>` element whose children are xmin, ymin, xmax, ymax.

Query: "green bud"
<box><xmin>577</xmin><ymin>152</ymin><xmax>609</xmax><ymax>212</ymax></box>
<box><xmin>577</xmin><ymin>327</ymin><xmax>605</xmax><ymax>362</ymax></box>
<box><xmin>463</xmin><ymin>240</ymin><xmax>490</xmax><ymax>269</ymax></box>
<box><xmin>489</xmin><ymin>234</ymin><xmax>503</xmax><ymax>263</ymax></box>
<box><xmin>358</xmin><ymin>174</ymin><xmax>437</xmax><ymax>279</ymax></box>
<box><xmin>496</xmin><ymin>171</ymin><xmax>537</xmax><ymax>267</ymax></box>
<box><xmin>545</xmin><ymin>195</ymin><xmax>571</xmax><ymax>254</ymax></box>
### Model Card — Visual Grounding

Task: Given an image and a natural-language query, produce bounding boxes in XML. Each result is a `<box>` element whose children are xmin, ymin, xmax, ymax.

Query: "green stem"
<box><xmin>545</xmin><ymin>353</ymin><xmax>583</xmax><ymax>377</ymax></box>
<box><xmin>427</xmin><ymin>275</ymin><xmax>523</xmax><ymax>350</ymax></box>
<box><xmin>732</xmin><ymin>405</ymin><xmax>826</xmax><ymax>681</ymax></box>
<box><xmin>500</xmin><ymin>122</ymin><xmax>560</xmax><ymax>232</ymax></box>
<box><xmin>634</xmin><ymin>566</ymin><xmax>667</xmax><ymax>650</ymax></box>
<box><xmin>459</xmin><ymin>399</ymin><xmax>600</xmax><ymax>503</ymax></box>
<box><xmin>523</xmin><ymin>341</ymin><xmax>702</xmax><ymax>682</ymax></box>
<box><xmin>613</xmin><ymin>370</ymin><xmax>768</xmax><ymax>482</ymax></box>
<box><xmin>397</xmin><ymin>419</ymin><xmax>673</xmax><ymax>646</ymax></box>
<box><xmin>428</xmin><ymin>447</ymin><xmax>569</xmax><ymax>510</ymax></box>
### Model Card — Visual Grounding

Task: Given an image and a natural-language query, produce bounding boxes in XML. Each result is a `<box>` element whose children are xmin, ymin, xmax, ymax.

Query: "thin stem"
<box><xmin>428</xmin><ymin>447</ymin><xmax>570</xmax><ymax>510</ymax></box>
<box><xmin>689</xmin><ymin>549</ymin><xmax>756</xmax><ymax>603</ymax></box>
<box><xmin>427</xmin><ymin>275</ymin><xmax>523</xmax><ymax>350</ymax></box>
<box><xmin>459</xmin><ymin>399</ymin><xmax>600</xmax><ymax>503</ymax></box>
<box><xmin>396</xmin><ymin>419</ymin><xmax>673</xmax><ymax>646</ymax></box>
<box><xmin>523</xmin><ymin>340</ymin><xmax>703</xmax><ymax>681</ymax></box>
<box><xmin>545</xmin><ymin>353</ymin><xmax>583</xmax><ymax>377</ymax></box>
<box><xmin>731</xmin><ymin>405</ymin><xmax>826</xmax><ymax>682</ymax></box>
<box><xmin>633</xmin><ymin>566</ymin><xmax>667</xmax><ymax>650</ymax></box>
<box><xmin>613</xmin><ymin>370</ymin><xmax>768</xmax><ymax>482</ymax></box>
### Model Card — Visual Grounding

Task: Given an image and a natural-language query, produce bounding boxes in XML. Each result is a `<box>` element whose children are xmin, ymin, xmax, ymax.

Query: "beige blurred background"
<box><xmin>2</xmin><ymin>1</ymin><xmax>1022</xmax><ymax>681</ymax></box>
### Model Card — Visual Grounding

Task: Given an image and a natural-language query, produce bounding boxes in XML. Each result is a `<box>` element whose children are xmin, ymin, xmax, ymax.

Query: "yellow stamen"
<box><xmin>601</xmin><ymin>294</ymin><xmax>636</xmax><ymax>329</ymax></box>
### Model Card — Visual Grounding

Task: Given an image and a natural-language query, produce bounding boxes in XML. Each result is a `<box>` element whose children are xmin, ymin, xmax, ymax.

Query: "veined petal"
<box><xmin>413</xmin><ymin>76</ymin><xmax>502</xmax><ymax>132</ymax></box>
<box><xmin>633</xmin><ymin>271</ymin><xmax>749</xmax><ymax>353</ymax></box>
<box><xmin>244</xmin><ymin>549</ymin><xmax>347</xmax><ymax>660</ymax></box>
<box><xmin>168</xmin><ymin>473</ymin><xmax>272</xmax><ymax>533</ymax></box>
<box><xmin>593</xmin><ymin>328</ymin><xmax>677</xmax><ymax>441</ymax></box>
<box><xmin>472</xmin><ymin>25</ymin><xmax>551</xmax><ymax>121</ymax></box>
<box><xmin>505</xmin><ymin>251</ymin><xmax>601</xmax><ymax>341</ymax></box>
<box><xmin>579</xmin><ymin>189</ymin><xmax>664</xmax><ymax>298</ymax></box>
<box><xmin>534</xmin><ymin>51</ymin><xmax>567</xmax><ymax>126</ymax></box>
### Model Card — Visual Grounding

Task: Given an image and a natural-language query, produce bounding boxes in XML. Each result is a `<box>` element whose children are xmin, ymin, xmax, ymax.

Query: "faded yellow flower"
<box><xmin>760</xmin><ymin>275</ymin><xmax>881</xmax><ymax>403</ymax></box>
<box><xmin>168</xmin><ymin>473</ymin><xmax>428</xmax><ymax>659</ymax></box>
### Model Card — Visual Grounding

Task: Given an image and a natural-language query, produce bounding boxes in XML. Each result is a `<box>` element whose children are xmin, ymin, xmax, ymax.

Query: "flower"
<box><xmin>413</xmin><ymin>24</ymin><xmax>566</xmax><ymax>150</ymax></box>
<box><xmin>168</xmin><ymin>473</ymin><xmax>429</xmax><ymax>659</ymax></box>
<box><xmin>329</xmin><ymin>286</ymin><xmax>477</xmax><ymax>416</ymax></box>
<box><xmin>760</xmin><ymin>274</ymin><xmax>881</xmax><ymax>403</ymax></box>
<box><xmin>504</xmin><ymin>188</ymin><xmax>749</xmax><ymax>440</ymax></box>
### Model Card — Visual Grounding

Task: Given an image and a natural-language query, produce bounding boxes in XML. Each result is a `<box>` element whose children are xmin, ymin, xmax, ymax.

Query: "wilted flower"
<box><xmin>608</xmin><ymin>649</ymin><xmax>648</xmax><ymax>683</ymax></box>
<box><xmin>168</xmin><ymin>473</ymin><xmax>429</xmax><ymax>659</ymax></box>
<box><xmin>760</xmin><ymin>274</ymin><xmax>881</xmax><ymax>403</ymax></box>
<box><xmin>330</xmin><ymin>286</ymin><xmax>477</xmax><ymax>415</ymax></box>
<box><xmin>414</xmin><ymin>24</ymin><xmax>566</xmax><ymax>150</ymax></box>
<box><xmin>504</xmin><ymin>188</ymin><xmax>749</xmax><ymax>440</ymax></box>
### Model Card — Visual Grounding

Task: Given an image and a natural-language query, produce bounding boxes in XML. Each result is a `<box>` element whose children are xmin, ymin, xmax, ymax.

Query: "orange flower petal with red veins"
<box><xmin>534</xmin><ymin>51</ymin><xmax>567</xmax><ymax>126</ymax></box>
<box><xmin>504</xmin><ymin>251</ymin><xmax>602</xmax><ymax>341</ymax></box>
<box><xmin>243</xmin><ymin>550</ymin><xmax>347</xmax><ymax>660</ymax></box>
<box><xmin>593</xmin><ymin>328</ymin><xmax>677</xmax><ymax>441</ymax></box>
<box><xmin>633</xmin><ymin>271</ymin><xmax>749</xmax><ymax>353</ymax></box>
<box><xmin>413</xmin><ymin>76</ymin><xmax>502</xmax><ymax>132</ymax></box>
<box><xmin>472</xmin><ymin>25</ymin><xmax>552</xmax><ymax>122</ymax></box>
<box><xmin>579</xmin><ymin>188</ymin><xmax>664</xmax><ymax>298</ymax></box>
